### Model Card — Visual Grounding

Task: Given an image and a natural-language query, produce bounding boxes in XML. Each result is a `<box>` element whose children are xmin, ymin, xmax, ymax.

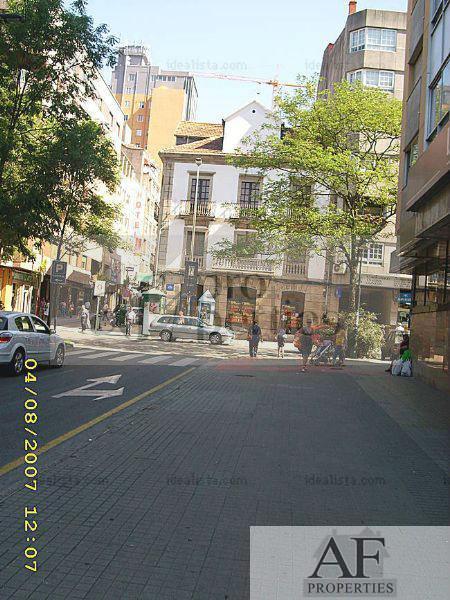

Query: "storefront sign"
<box><xmin>12</xmin><ymin>270</ymin><xmax>35</xmax><ymax>285</ymax></box>
<box><xmin>51</xmin><ymin>261</ymin><xmax>67</xmax><ymax>284</ymax></box>
<box><xmin>361</xmin><ymin>274</ymin><xmax>408</xmax><ymax>289</ymax></box>
<box><xmin>166</xmin><ymin>283</ymin><xmax>175</xmax><ymax>291</ymax></box>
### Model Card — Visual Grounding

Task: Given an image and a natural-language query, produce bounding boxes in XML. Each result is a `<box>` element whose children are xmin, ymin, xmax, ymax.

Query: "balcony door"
<box><xmin>189</xmin><ymin>177</ymin><xmax>211</xmax><ymax>213</ymax></box>
<box><xmin>185</xmin><ymin>230</ymin><xmax>206</xmax><ymax>267</ymax></box>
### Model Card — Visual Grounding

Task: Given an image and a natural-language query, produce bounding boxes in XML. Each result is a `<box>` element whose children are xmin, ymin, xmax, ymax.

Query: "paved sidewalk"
<box><xmin>0</xmin><ymin>360</ymin><xmax>448</xmax><ymax>599</ymax></box>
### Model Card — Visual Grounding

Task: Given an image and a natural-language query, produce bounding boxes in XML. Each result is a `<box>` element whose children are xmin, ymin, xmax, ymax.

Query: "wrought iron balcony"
<box><xmin>229</xmin><ymin>202</ymin><xmax>260</xmax><ymax>220</ymax></box>
<box><xmin>177</xmin><ymin>200</ymin><xmax>214</xmax><ymax>218</ymax></box>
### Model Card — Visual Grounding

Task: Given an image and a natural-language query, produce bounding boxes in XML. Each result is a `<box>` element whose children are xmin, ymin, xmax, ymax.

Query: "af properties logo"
<box><xmin>304</xmin><ymin>528</ymin><xmax>397</xmax><ymax>597</ymax></box>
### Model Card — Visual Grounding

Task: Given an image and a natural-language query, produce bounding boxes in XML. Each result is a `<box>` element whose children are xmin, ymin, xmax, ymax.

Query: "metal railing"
<box><xmin>177</xmin><ymin>200</ymin><xmax>214</xmax><ymax>217</ymax></box>
<box><xmin>229</xmin><ymin>202</ymin><xmax>260</xmax><ymax>219</ymax></box>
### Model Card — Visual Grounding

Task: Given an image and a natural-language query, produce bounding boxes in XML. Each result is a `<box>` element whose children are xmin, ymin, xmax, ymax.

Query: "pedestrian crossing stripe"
<box><xmin>65</xmin><ymin>348</ymin><xmax>97</xmax><ymax>356</ymax></box>
<box><xmin>77</xmin><ymin>351</ymin><xmax>120</xmax><ymax>359</ymax></box>
<box><xmin>138</xmin><ymin>356</ymin><xmax>168</xmax><ymax>365</ymax></box>
<box><xmin>110</xmin><ymin>353</ymin><xmax>143</xmax><ymax>362</ymax></box>
<box><xmin>169</xmin><ymin>357</ymin><xmax>199</xmax><ymax>367</ymax></box>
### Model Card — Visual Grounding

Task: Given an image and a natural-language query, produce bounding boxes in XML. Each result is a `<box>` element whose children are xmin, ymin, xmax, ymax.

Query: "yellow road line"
<box><xmin>0</xmin><ymin>367</ymin><xmax>195</xmax><ymax>478</ymax></box>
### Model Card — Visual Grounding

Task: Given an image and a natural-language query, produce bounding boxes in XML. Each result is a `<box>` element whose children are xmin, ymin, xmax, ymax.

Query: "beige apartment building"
<box><xmin>319</xmin><ymin>1</ymin><xmax>411</xmax><ymax>325</ymax></box>
<box><xmin>395</xmin><ymin>0</ymin><xmax>449</xmax><ymax>391</ymax></box>
<box><xmin>111</xmin><ymin>46</ymin><xmax>198</xmax><ymax>166</ymax></box>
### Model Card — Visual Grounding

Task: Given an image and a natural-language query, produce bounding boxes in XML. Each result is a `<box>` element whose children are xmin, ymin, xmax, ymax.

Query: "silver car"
<box><xmin>149</xmin><ymin>315</ymin><xmax>234</xmax><ymax>345</ymax></box>
<box><xmin>0</xmin><ymin>312</ymin><xmax>66</xmax><ymax>376</ymax></box>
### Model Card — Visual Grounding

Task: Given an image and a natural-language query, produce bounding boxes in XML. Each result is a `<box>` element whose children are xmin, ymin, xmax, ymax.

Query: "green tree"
<box><xmin>229</xmin><ymin>80</ymin><xmax>402</xmax><ymax>316</ymax></box>
<box><xmin>32</xmin><ymin>119</ymin><xmax>120</xmax><ymax>325</ymax></box>
<box><xmin>0</xmin><ymin>0</ymin><xmax>116</xmax><ymax>258</ymax></box>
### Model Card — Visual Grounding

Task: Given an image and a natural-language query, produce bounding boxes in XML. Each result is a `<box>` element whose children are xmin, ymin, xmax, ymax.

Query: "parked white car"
<box><xmin>0</xmin><ymin>312</ymin><xmax>66</xmax><ymax>376</ymax></box>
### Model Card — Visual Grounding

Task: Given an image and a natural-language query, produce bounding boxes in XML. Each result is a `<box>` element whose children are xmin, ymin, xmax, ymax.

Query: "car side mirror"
<box><xmin>49</xmin><ymin>328</ymin><xmax>56</xmax><ymax>334</ymax></box>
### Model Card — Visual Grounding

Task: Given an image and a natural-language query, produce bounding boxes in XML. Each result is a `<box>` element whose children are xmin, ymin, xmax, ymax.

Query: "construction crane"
<box><xmin>190</xmin><ymin>71</ymin><xmax>305</xmax><ymax>106</ymax></box>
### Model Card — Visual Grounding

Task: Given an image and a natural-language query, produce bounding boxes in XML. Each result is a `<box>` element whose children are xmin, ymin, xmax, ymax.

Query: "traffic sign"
<box><xmin>93</xmin><ymin>280</ymin><xmax>106</xmax><ymax>297</ymax></box>
<box><xmin>51</xmin><ymin>260</ymin><xmax>67</xmax><ymax>284</ymax></box>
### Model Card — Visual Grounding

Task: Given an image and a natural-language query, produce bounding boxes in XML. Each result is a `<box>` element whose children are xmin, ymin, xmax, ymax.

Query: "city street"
<box><xmin>0</xmin><ymin>352</ymin><xmax>448</xmax><ymax>599</ymax></box>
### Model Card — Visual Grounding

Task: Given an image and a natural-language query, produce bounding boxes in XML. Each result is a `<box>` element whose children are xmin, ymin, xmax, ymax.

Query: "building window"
<box><xmin>185</xmin><ymin>230</ymin><xmax>206</xmax><ymax>258</ymax></box>
<box><xmin>137</xmin><ymin>115</ymin><xmax>144</xmax><ymax>122</ymax></box>
<box><xmin>349</xmin><ymin>27</ymin><xmax>397</xmax><ymax>53</ymax></box>
<box><xmin>404</xmin><ymin>137</ymin><xmax>419</xmax><ymax>184</ymax></box>
<box><xmin>429</xmin><ymin>60</ymin><xmax>450</xmax><ymax>133</ymax></box>
<box><xmin>136</xmin><ymin>129</ymin><xmax>142</xmax><ymax>136</ymax></box>
<box><xmin>81</xmin><ymin>255</ymin><xmax>87</xmax><ymax>270</ymax></box>
<box><xmin>125</xmin><ymin>87</ymin><xmax>133</xmax><ymax>94</ymax></box>
<box><xmin>190</xmin><ymin>178</ymin><xmax>210</xmax><ymax>204</ymax></box>
<box><xmin>124</xmin><ymin>100</ymin><xmax>130</xmax><ymax>107</ymax></box>
<box><xmin>124</xmin><ymin>115</ymin><xmax>129</xmax><ymax>121</ymax></box>
<box><xmin>129</xmin><ymin>73</ymin><xmax>136</xmax><ymax>81</ymax></box>
<box><xmin>362</xmin><ymin>243</ymin><xmax>384</xmax><ymax>265</ymax></box>
<box><xmin>348</xmin><ymin>69</ymin><xmax>395</xmax><ymax>90</ymax></box>
<box><xmin>239</xmin><ymin>180</ymin><xmax>260</xmax><ymax>208</ymax></box>
<box><xmin>139</xmin><ymin>101</ymin><xmax>145</xmax><ymax>109</ymax></box>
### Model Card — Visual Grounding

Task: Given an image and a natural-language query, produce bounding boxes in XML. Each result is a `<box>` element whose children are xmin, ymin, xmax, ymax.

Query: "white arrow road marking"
<box><xmin>53</xmin><ymin>374</ymin><xmax>125</xmax><ymax>401</ymax></box>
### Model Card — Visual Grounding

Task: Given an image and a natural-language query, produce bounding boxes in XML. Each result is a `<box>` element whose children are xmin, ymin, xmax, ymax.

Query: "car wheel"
<box><xmin>160</xmin><ymin>330</ymin><xmax>172</xmax><ymax>342</ymax></box>
<box><xmin>51</xmin><ymin>345</ymin><xmax>65</xmax><ymax>368</ymax></box>
<box><xmin>210</xmin><ymin>333</ymin><xmax>222</xmax><ymax>345</ymax></box>
<box><xmin>9</xmin><ymin>349</ymin><xmax>25</xmax><ymax>376</ymax></box>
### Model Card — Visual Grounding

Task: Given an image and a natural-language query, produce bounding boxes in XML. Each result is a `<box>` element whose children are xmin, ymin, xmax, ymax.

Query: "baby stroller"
<box><xmin>310</xmin><ymin>341</ymin><xmax>334</xmax><ymax>365</ymax></box>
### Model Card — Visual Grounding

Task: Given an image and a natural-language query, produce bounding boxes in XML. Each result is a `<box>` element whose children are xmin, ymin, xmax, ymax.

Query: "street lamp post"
<box><xmin>190</xmin><ymin>157</ymin><xmax>202</xmax><ymax>261</ymax></box>
<box><xmin>186</xmin><ymin>157</ymin><xmax>202</xmax><ymax>315</ymax></box>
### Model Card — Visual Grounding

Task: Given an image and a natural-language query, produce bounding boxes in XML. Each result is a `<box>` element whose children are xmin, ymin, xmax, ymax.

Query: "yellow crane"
<box><xmin>190</xmin><ymin>71</ymin><xmax>305</xmax><ymax>106</ymax></box>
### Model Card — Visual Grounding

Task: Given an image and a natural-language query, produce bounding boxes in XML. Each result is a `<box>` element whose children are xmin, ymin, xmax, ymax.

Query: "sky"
<box><xmin>86</xmin><ymin>0</ymin><xmax>408</xmax><ymax>123</ymax></box>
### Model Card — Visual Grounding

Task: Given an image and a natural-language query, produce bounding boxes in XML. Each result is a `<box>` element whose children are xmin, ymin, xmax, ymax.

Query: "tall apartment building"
<box><xmin>111</xmin><ymin>46</ymin><xmax>198</xmax><ymax>164</ymax></box>
<box><xmin>395</xmin><ymin>0</ymin><xmax>449</xmax><ymax>391</ymax></box>
<box><xmin>318</xmin><ymin>1</ymin><xmax>411</xmax><ymax>326</ymax></box>
<box><xmin>157</xmin><ymin>101</ymin><xmax>334</xmax><ymax>338</ymax></box>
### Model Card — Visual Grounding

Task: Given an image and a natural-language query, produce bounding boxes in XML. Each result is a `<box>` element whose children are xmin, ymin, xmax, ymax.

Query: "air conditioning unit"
<box><xmin>333</xmin><ymin>263</ymin><xmax>347</xmax><ymax>275</ymax></box>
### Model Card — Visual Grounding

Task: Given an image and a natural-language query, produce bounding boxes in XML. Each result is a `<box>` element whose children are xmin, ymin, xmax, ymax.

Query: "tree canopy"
<box><xmin>0</xmin><ymin>0</ymin><xmax>117</xmax><ymax>258</ymax></box>
<box><xmin>228</xmin><ymin>79</ymin><xmax>403</xmax><ymax>311</ymax></box>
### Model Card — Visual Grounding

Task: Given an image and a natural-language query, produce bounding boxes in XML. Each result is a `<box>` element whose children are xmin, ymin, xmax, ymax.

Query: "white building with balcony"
<box><xmin>158</xmin><ymin>101</ymin><xmax>334</xmax><ymax>336</ymax></box>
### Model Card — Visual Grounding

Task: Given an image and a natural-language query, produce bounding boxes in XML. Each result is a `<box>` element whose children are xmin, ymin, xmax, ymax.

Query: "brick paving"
<box><xmin>0</xmin><ymin>360</ymin><xmax>448</xmax><ymax>599</ymax></box>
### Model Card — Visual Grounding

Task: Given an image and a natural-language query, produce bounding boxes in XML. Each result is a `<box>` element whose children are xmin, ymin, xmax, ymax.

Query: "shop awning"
<box><xmin>137</xmin><ymin>274</ymin><xmax>154</xmax><ymax>284</ymax></box>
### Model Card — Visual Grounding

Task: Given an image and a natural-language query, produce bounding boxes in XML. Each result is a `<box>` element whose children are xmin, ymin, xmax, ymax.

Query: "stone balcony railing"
<box><xmin>282</xmin><ymin>260</ymin><xmax>308</xmax><ymax>277</ymax></box>
<box><xmin>184</xmin><ymin>255</ymin><xmax>206</xmax><ymax>270</ymax></box>
<box><xmin>212</xmin><ymin>256</ymin><xmax>275</xmax><ymax>274</ymax></box>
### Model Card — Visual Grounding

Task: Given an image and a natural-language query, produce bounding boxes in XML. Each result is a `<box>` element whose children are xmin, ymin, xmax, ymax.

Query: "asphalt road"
<box><xmin>0</xmin><ymin>350</ymin><xmax>194</xmax><ymax>466</ymax></box>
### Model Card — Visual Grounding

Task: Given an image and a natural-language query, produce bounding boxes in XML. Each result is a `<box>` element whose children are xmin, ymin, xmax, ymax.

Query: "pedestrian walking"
<box><xmin>80</xmin><ymin>304</ymin><xmax>90</xmax><ymax>332</ymax></box>
<box><xmin>125</xmin><ymin>306</ymin><xmax>136</xmax><ymax>336</ymax></box>
<box><xmin>69</xmin><ymin>301</ymin><xmax>75</xmax><ymax>318</ymax></box>
<box><xmin>102</xmin><ymin>302</ymin><xmax>109</xmax><ymax>324</ymax></box>
<box><xmin>332</xmin><ymin>320</ymin><xmax>348</xmax><ymax>367</ymax></box>
<box><xmin>43</xmin><ymin>301</ymin><xmax>50</xmax><ymax>319</ymax></box>
<box><xmin>248</xmin><ymin>320</ymin><xmax>262</xmax><ymax>358</ymax></box>
<box><xmin>296</xmin><ymin>320</ymin><xmax>314</xmax><ymax>372</ymax></box>
<box><xmin>276</xmin><ymin>326</ymin><xmax>287</xmax><ymax>358</ymax></box>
